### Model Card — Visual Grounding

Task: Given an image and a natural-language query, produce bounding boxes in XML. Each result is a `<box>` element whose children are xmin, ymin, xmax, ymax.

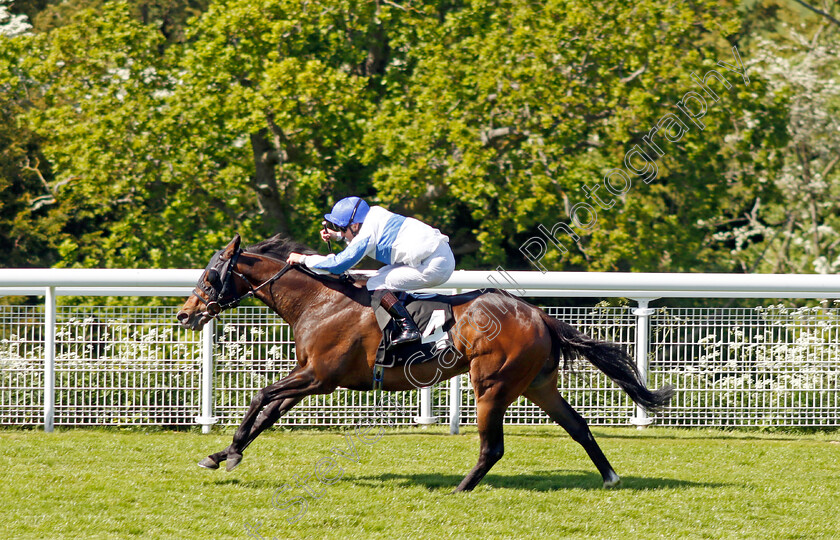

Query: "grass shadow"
<box><xmin>349</xmin><ymin>471</ymin><xmax>728</xmax><ymax>492</ymax></box>
<box><xmin>497</xmin><ymin>427</ymin><xmax>836</xmax><ymax>444</ymax></box>
<box><xmin>591</xmin><ymin>430</ymin><xmax>827</xmax><ymax>443</ymax></box>
<box><xmin>208</xmin><ymin>477</ymin><xmax>288</xmax><ymax>490</ymax></box>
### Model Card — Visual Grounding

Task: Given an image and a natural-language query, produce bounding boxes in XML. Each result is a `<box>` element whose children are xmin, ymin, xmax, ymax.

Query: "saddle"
<box><xmin>303</xmin><ymin>265</ymin><xmax>493</xmax><ymax>388</ymax></box>
<box><xmin>372</xmin><ymin>290</ymin><xmax>487</xmax><ymax>369</ymax></box>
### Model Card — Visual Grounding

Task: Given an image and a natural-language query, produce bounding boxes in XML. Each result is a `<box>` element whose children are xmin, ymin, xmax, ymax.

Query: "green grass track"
<box><xmin>2</xmin><ymin>426</ymin><xmax>839</xmax><ymax>539</ymax></box>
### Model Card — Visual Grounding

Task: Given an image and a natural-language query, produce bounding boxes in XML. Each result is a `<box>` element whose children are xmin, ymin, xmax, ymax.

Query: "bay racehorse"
<box><xmin>176</xmin><ymin>234</ymin><xmax>673</xmax><ymax>491</ymax></box>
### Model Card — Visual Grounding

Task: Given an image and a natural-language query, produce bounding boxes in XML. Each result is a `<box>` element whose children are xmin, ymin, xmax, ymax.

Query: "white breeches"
<box><xmin>366</xmin><ymin>242</ymin><xmax>455</xmax><ymax>291</ymax></box>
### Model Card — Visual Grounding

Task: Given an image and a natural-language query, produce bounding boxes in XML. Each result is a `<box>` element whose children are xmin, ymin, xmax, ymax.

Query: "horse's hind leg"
<box><xmin>454</xmin><ymin>396</ymin><xmax>507</xmax><ymax>492</ymax></box>
<box><xmin>524</xmin><ymin>380</ymin><xmax>621</xmax><ymax>488</ymax></box>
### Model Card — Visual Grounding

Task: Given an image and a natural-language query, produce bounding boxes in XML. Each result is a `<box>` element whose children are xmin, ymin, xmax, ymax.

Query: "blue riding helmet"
<box><xmin>324</xmin><ymin>197</ymin><xmax>370</xmax><ymax>229</ymax></box>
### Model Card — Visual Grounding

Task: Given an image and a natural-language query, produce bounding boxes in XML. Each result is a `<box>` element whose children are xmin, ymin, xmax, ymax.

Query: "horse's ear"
<box><xmin>222</xmin><ymin>234</ymin><xmax>241</xmax><ymax>259</ymax></box>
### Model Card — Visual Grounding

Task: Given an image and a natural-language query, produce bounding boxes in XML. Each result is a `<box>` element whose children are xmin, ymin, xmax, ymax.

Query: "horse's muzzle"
<box><xmin>176</xmin><ymin>307</ymin><xmax>211</xmax><ymax>331</ymax></box>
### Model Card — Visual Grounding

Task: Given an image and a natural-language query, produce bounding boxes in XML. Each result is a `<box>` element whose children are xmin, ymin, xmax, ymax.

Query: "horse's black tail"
<box><xmin>541</xmin><ymin>312</ymin><xmax>674</xmax><ymax>413</ymax></box>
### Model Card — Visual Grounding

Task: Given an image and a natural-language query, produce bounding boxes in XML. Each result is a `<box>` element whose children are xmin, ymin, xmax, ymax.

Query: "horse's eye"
<box><xmin>207</xmin><ymin>269</ymin><xmax>220</xmax><ymax>284</ymax></box>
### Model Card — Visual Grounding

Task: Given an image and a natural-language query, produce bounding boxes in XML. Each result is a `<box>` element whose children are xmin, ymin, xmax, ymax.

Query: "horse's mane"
<box><xmin>245</xmin><ymin>233</ymin><xmax>368</xmax><ymax>296</ymax></box>
<box><xmin>245</xmin><ymin>234</ymin><xmax>318</xmax><ymax>260</ymax></box>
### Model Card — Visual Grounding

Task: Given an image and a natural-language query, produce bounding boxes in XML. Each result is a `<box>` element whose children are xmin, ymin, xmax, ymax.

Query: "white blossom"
<box><xmin>0</xmin><ymin>0</ymin><xmax>31</xmax><ymax>37</ymax></box>
<box><xmin>717</xmin><ymin>30</ymin><xmax>840</xmax><ymax>274</ymax></box>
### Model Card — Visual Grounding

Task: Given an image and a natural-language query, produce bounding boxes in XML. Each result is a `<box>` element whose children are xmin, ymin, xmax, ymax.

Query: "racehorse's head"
<box><xmin>177</xmin><ymin>234</ymin><xmax>249</xmax><ymax>331</ymax></box>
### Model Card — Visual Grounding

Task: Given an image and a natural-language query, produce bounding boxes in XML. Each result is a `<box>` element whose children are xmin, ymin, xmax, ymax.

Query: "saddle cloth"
<box><xmin>373</xmin><ymin>292</ymin><xmax>477</xmax><ymax>368</ymax></box>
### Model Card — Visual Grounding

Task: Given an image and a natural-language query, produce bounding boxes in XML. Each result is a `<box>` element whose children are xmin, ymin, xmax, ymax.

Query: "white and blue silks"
<box><xmin>303</xmin><ymin>206</ymin><xmax>455</xmax><ymax>292</ymax></box>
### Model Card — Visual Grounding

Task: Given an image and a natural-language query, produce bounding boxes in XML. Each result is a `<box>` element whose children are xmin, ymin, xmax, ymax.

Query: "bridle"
<box><xmin>190</xmin><ymin>248</ymin><xmax>297</xmax><ymax>320</ymax></box>
<box><xmin>190</xmin><ymin>248</ymin><xmax>356</xmax><ymax>321</ymax></box>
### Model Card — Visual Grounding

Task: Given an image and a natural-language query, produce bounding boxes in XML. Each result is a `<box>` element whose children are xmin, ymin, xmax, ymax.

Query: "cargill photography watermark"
<box><xmin>242</xmin><ymin>393</ymin><xmax>411</xmax><ymax>538</ymax></box>
<box><xmin>519</xmin><ymin>46</ymin><xmax>750</xmax><ymax>272</ymax></box>
<box><xmin>243</xmin><ymin>266</ymin><xmax>526</xmax><ymax>536</ymax></box>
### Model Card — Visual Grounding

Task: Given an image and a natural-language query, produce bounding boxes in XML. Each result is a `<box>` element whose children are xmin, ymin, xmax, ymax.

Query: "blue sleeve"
<box><xmin>310</xmin><ymin>236</ymin><xmax>371</xmax><ymax>274</ymax></box>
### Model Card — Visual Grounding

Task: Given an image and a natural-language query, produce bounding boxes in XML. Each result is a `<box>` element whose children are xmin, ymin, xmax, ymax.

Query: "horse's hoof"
<box><xmin>226</xmin><ymin>454</ymin><xmax>242</xmax><ymax>472</ymax></box>
<box><xmin>603</xmin><ymin>475</ymin><xmax>622</xmax><ymax>489</ymax></box>
<box><xmin>198</xmin><ymin>457</ymin><xmax>219</xmax><ymax>470</ymax></box>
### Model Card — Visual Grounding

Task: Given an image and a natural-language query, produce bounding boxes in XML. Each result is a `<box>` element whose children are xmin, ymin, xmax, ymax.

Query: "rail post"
<box><xmin>195</xmin><ymin>318</ymin><xmax>218</xmax><ymax>434</ymax></box>
<box><xmin>449</xmin><ymin>287</ymin><xmax>462</xmax><ymax>434</ymax></box>
<box><xmin>449</xmin><ymin>375</ymin><xmax>460</xmax><ymax>434</ymax></box>
<box><xmin>630</xmin><ymin>298</ymin><xmax>656</xmax><ymax>428</ymax></box>
<box><xmin>43</xmin><ymin>286</ymin><xmax>56</xmax><ymax>433</ymax></box>
<box><xmin>415</xmin><ymin>386</ymin><xmax>437</xmax><ymax>426</ymax></box>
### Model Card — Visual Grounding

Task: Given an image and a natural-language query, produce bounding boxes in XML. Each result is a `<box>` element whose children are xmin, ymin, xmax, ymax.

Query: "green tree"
<box><xmin>1</xmin><ymin>0</ymin><xmax>215</xmax><ymax>269</ymax></box>
<box><xmin>0</xmin><ymin>0</ymin><xmax>63</xmax><ymax>268</ymax></box>
<box><xmin>4</xmin><ymin>0</ymin><xmax>466</xmax><ymax>268</ymax></box>
<box><xmin>1</xmin><ymin>0</ymin><xmax>797</xmax><ymax>275</ymax></box>
<box><xmin>367</xmin><ymin>0</ymin><xmax>789</xmax><ymax>271</ymax></box>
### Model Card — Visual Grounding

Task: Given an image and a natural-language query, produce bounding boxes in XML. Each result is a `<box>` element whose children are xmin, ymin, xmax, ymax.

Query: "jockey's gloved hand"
<box><xmin>320</xmin><ymin>222</ymin><xmax>343</xmax><ymax>243</ymax></box>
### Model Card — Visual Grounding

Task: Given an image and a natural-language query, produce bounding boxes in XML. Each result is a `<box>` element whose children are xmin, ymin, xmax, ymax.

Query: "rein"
<box><xmin>191</xmin><ymin>249</ymin><xmax>354</xmax><ymax>320</ymax></box>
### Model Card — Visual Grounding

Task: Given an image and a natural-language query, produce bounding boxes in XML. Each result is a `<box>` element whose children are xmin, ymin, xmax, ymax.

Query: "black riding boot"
<box><xmin>378</xmin><ymin>291</ymin><xmax>421</xmax><ymax>349</ymax></box>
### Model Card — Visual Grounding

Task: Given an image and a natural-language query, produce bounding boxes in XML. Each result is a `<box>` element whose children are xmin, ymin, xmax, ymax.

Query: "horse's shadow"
<box><xmin>210</xmin><ymin>471</ymin><xmax>723</xmax><ymax>492</ymax></box>
<box><xmin>349</xmin><ymin>471</ymin><xmax>726</xmax><ymax>492</ymax></box>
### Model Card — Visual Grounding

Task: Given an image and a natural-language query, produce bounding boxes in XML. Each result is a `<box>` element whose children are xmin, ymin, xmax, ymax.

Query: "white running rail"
<box><xmin>2</xmin><ymin>269</ymin><xmax>840</xmax><ymax>433</ymax></box>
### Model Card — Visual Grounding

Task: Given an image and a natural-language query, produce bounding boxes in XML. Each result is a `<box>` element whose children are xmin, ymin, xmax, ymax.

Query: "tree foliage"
<box><xmin>0</xmin><ymin>0</ymin><xmax>833</xmax><ymax>276</ymax></box>
<box><xmin>712</xmin><ymin>11</ymin><xmax>840</xmax><ymax>273</ymax></box>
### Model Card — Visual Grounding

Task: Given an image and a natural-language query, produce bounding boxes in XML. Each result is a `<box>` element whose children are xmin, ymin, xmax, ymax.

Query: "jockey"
<box><xmin>286</xmin><ymin>196</ymin><xmax>455</xmax><ymax>349</ymax></box>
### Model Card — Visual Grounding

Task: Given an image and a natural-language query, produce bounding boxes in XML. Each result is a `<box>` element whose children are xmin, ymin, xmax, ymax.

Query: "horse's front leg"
<box><xmin>199</xmin><ymin>395</ymin><xmax>304</xmax><ymax>471</ymax></box>
<box><xmin>199</xmin><ymin>367</ymin><xmax>324</xmax><ymax>471</ymax></box>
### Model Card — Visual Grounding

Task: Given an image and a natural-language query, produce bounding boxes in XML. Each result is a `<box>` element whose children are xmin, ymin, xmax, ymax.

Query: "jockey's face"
<box><xmin>343</xmin><ymin>223</ymin><xmax>362</xmax><ymax>241</ymax></box>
